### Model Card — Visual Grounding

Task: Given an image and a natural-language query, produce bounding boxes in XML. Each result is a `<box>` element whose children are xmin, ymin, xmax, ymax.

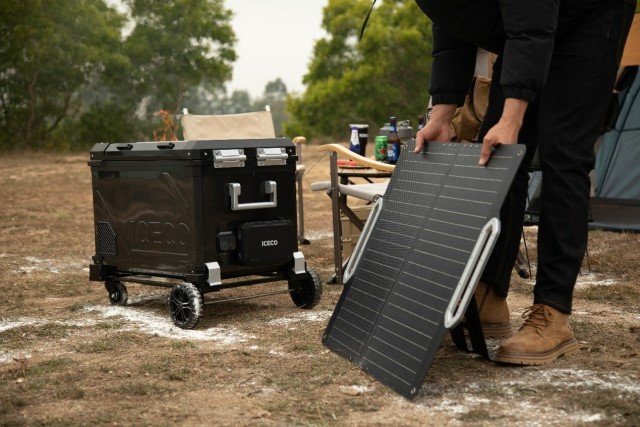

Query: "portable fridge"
<box><xmin>88</xmin><ymin>138</ymin><xmax>321</xmax><ymax>329</ymax></box>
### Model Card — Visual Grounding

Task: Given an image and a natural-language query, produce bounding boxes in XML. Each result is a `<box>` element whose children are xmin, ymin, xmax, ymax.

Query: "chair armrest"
<box><xmin>292</xmin><ymin>136</ymin><xmax>307</xmax><ymax>165</ymax></box>
<box><xmin>316</xmin><ymin>143</ymin><xmax>395</xmax><ymax>173</ymax></box>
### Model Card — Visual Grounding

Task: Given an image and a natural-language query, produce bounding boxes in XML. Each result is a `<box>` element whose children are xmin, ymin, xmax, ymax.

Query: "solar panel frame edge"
<box><xmin>323</xmin><ymin>141</ymin><xmax>458</xmax><ymax>394</ymax></box>
<box><xmin>322</xmin><ymin>143</ymin><xmax>438</xmax><ymax>357</ymax></box>
<box><xmin>324</xmin><ymin>140</ymin><xmax>526</xmax><ymax>399</ymax></box>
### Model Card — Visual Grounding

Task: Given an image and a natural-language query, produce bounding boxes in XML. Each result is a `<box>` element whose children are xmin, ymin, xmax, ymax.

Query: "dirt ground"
<box><xmin>1</xmin><ymin>144</ymin><xmax>639</xmax><ymax>426</ymax></box>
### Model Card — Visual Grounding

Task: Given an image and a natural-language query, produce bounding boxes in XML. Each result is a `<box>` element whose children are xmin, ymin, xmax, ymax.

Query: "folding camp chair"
<box><xmin>310</xmin><ymin>143</ymin><xmax>394</xmax><ymax>285</ymax></box>
<box><xmin>181</xmin><ymin>110</ymin><xmax>310</xmax><ymax>244</ymax></box>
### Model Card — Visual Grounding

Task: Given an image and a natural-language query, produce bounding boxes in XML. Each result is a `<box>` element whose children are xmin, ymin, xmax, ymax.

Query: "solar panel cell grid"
<box><xmin>323</xmin><ymin>141</ymin><xmax>524</xmax><ymax>398</ymax></box>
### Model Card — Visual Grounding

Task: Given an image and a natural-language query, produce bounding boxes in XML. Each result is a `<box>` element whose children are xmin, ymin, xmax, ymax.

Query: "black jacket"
<box><xmin>414</xmin><ymin>0</ymin><xmax>609</xmax><ymax>106</ymax></box>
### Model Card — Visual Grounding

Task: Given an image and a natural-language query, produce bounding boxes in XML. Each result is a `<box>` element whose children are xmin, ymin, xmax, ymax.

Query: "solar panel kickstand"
<box><xmin>449</xmin><ymin>297</ymin><xmax>489</xmax><ymax>359</ymax></box>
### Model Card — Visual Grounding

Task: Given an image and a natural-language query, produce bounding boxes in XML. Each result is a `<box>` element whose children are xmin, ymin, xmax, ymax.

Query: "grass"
<box><xmin>94</xmin><ymin>320</ymin><xmax>126</xmax><ymax>330</ymax></box>
<box><xmin>170</xmin><ymin>340</ymin><xmax>198</xmax><ymax>350</ymax></box>
<box><xmin>0</xmin><ymin>396</ymin><xmax>27</xmax><ymax>419</ymax></box>
<box><xmin>140</xmin><ymin>354</ymin><xmax>195</xmax><ymax>381</ymax></box>
<box><xmin>166</xmin><ymin>368</ymin><xmax>190</xmax><ymax>381</ymax></box>
<box><xmin>1</xmin><ymin>151</ymin><xmax>639</xmax><ymax>426</ymax></box>
<box><xmin>24</xmin><ymin>358</ymin><xmax>73</xmax><ymax>377</ymax></box>
<box><xmin>75</xmin><ymin>338</ymin><xmax>119</xmax><ymax>353</ymax></box>
<box><xmin>577</xmin><ymin>283</ymin><xmax>640</xmax><ymax>303</ymax></box>
<box><xmin>55</xmin><ymin>385</ymin><xmax>85</xmax><ymax>400</ymax></box>
<box><xmin>458</xmin><ymin>409</ymin><xmax>505</xmax><ymax>423</ymax></box>
<box><xmin>74</xmin><ymin>331</ymin><xmax>153</xmax><ymax>354</ymax></box>
<box><xmin>0</xmin><ymin>323</ymin><xmax>79</xmax><ymax>350</ymax></box>
<box><xmin>111</xmin><ymin>382</ymin><xmax>168</xmax><ymax>397</ymax></box>
<box><xmin>531</xmin><ymin>384</ymin><xmax>640</xmax><ymax>426</ymax></box>
<box><xmin>68</xmin><ymin>302</ymin><xmax>86</xmax><ymax>312</ymax></box>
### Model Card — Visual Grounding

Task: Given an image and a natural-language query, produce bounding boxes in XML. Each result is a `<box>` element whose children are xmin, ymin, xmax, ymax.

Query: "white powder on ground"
<box><xmin>404</xmin><ymin>367</ymin><xmax>639</xmax><ymax>424</ymax></box>
<box><xmin>304</xmin><ymin>231</ymin><xmax>333</xmax><ymax>240</ymax></box>
<box><xmin>525</xmin><ymin>368</ymin><xmax>640</xmax><ymax>394</ymax></box>
<box><xmin>575</xmin><ymin>273</ymin><xmax>618</xmax><ymax>288</ymax></box>
<box><xmin>0</xmin><ymin>350</ymin><xmax>32</xmax><ymax>364</ymax></box>
<box><xmin>339</xmin><ymin>385</ymin><xmax>375</xmax><ymax>395</ymax></box>
<box><xmin>15</xmin><ymin>256</ymin><xmax>85</xmax><ymax>274</ymax></box>
<box><xmin>84</xmin><ymin>305</ymin><xmax>255</xmax><ymax>344</ymax></box>
<box><xmin>1</xmin><ymin>306</ymin><xmax>331</xmax><ymax>349</ymax></box>
<box><xmin>267</xmin><ymin>310</ymin><xmax>333</xmax><ymax>326</ymax></box>
<box><xmin>0</xmin><ymin>318</ymin><xmax>39</xmax><ymax>333</ymax></box>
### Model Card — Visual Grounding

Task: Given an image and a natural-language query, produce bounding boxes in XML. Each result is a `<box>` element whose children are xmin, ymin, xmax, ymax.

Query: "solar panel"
<box><xmin>322</xmin><ymin>140</ymin><xmax>525</xmax><ymax>399</ymax></box>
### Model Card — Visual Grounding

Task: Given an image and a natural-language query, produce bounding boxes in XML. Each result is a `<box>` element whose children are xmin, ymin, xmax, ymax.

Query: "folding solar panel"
<box><xmin>322</xmin><ymin>140</ymin><xmax>525</xmax><ymax>399</ymax></box>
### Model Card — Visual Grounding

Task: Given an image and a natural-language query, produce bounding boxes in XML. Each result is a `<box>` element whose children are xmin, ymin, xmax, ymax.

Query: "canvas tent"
<box><xmin>590</xmin><ymin>11</ymin><xmax>640</xmax><ymax>232</ymax></box>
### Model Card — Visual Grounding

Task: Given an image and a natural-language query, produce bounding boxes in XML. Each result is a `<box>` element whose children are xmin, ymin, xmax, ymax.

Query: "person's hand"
<box><xmin>414</xmin><ymin>120</ymin><xmax>451</xmax><ymax>152</ymax></box>
<box><xmin>479</xmin><ymin>120</ymin><xmax>519</xmax><ymax>164</ymax></box>
<box><xmin>479</xmin><ymin>98</ymin><xmax>528</xmax><ymax>165</ymax></box>
<box><xmin>414</xmin><ymin>104</ymin><xmax>457</xmax><ymax>153</ymax></box>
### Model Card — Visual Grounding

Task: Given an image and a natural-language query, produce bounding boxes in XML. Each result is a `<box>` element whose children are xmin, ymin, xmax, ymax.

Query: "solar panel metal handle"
<box><xmin>342</xmin><ymin>198</ymin><xmax>384</xmax><ymax>283</ymax></box>
<box><xmin>444</xmin><ymin>217</ymin><xmax>501</xmax><ymax>329</ymax></box>
<box><xmin>227</xmin><ymin>181</ymin><xmax>277</xmax><ymax>211</ymax></box>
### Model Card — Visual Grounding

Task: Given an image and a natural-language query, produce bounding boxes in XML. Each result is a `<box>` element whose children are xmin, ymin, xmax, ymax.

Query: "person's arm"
<box><xmin>415</xmin><ymin>24</ymin><xmax>476</xmax><ymax>153</ymax></box>
<box><xmin>479</xmin><ymin>98</ymin><xmax>528</xmax><ymax>164</ymax></box>
<box><xmin>478</xmin><ymin>0</ymin><xmax>559</xmax><ymax>165</ymax></box>
<box><xmin>428</xmin><ymin>24</ymin><xmax>477</xmax><ymax>106</ymax></box>
<box><xmin>498</xmin><ymin>0</ymin><xmax>559</xmax><ymax>103</ymax></box>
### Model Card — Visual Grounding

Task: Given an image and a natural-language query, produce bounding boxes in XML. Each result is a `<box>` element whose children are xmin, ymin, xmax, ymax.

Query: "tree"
<box><xmin>263</xmin><ymin>78</ymin><xmax>288</xmax><ymax>103</ymax></box>
<box><xmin>285</xmin><ymin>0</ymin><xmax>433</xmax><ymax>140</ymax></box>
<box><xmin>0</xmin><ymin>0</ymin><xmax>237</xmax><ymax>150</ymax></box>
<box><xmin>182</xmin><ymin>87</ymin><xmax>252</xmax><ymax>115</ymax></box>
<box><xmin>0</xmin><ymin>0</ymin><xmax>126</xmax><ymax>149</ymax></box>
<box><xmin>255</xmin><ymin>78</ymin><xmax>288</xmax><ymax>136</ymax></box>
<box><xmin>83</xmin><ymin>0</ymin><xmax>237</xmax><ymax>144</ymax></box>
<box><xmin>120</xmin><ymin>0</ymin><xmax>236</xmax><ymax>117</ymax></box>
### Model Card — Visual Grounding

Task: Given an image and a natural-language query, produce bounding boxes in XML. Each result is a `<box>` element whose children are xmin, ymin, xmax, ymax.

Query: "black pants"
<box><xmin>479</xmin><ymin>0</ymin><xmax>636</xmax><ymax>313</ymax></box>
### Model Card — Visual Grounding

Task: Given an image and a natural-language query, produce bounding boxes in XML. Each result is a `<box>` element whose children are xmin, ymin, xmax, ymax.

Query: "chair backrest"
<box><xmin>181</xmin><ymin>111</ymin><xmax>276</xmax><ymax>140</ymax></box>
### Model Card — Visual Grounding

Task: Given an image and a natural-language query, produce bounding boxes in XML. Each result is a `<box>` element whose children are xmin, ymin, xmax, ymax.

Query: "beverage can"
<box><xmin>374</xmin><ymin>136</ymin><xmax>388</xmax><ymax>162</ymax></box>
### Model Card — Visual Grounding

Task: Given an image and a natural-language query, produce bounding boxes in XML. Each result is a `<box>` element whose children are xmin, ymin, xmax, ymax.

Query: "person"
<box><xmin>413</xmin><ymin>0</ymin><xmax>636</xmax><ymax>365</ymax></box>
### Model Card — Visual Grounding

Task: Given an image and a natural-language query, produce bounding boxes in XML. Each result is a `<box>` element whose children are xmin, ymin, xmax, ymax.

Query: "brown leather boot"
<box><xmin>475</xmin><ymin>281</ymin><xmax>513</xmax><ymax>338</ymax></box>
<box><xmin>494</xmin><ymin>304</ymin><xmax>579</xmax><ymax>365</ymax></box>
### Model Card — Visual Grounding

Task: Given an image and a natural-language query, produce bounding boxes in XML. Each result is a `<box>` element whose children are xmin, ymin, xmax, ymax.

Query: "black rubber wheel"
<box><xmin>168</xmin><ymin>283</ymin><xmax>203</xmax><ymax>329</ymax></box>
<box><xmin>105</xmin><ymin>281</ymin><xmax>128</xmax><ymax>306</ymax></box>
<box><xmin>289</xmin><ymin>268</ymin><xmax>322</xmax><ymax>309</ymax></box>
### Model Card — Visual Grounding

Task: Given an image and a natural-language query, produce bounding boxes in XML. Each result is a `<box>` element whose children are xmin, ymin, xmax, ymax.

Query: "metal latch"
<box><xmin>213</xmin><ymin>149</ymin><xmax>247</xmax><ymax>168</ymax></box>
<box><xmin>257</xmin><ymin>147</ymin><xmax>288</xmax><ymax>166</ymax></box>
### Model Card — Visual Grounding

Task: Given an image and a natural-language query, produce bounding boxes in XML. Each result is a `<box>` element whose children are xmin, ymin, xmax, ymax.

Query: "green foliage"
<box><xmin>0</xmin><ymin>0</ymin><xmax>236</xmax><ymax>150</ymax></box>
<box><xmin>255</xmin><ymin>78</ymin><xmax>289</xmax><ymax>136</ymax></box>
<box><xmin>0</xmin><ymin>0</ymin><xmax>126</xmax><ymax>150</ymax></box>
<box><xmin>285</xmin><ymin>0</ymin><xmax>433</xmax><ymax>140</ymax></box>
<box><xmin>68</xmin><ymin>102</ymin><xmax>141</xmax><ymax>148</ymax></box>
<box><xmin>120</xmin><ymin>0</ymin><xmax>236</xmax><ymax>114</ymax></box>
<box><xmin>78</xmin><ymin>0</ymin><xmax>237</xmax><ymax>145</ymax></box>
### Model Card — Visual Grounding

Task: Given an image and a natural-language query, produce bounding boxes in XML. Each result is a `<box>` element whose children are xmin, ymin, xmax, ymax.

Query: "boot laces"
<box><xmin>521</xmin><ymin>304</ymin><xmax>554</xmax><ymax>335</ymax></box>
